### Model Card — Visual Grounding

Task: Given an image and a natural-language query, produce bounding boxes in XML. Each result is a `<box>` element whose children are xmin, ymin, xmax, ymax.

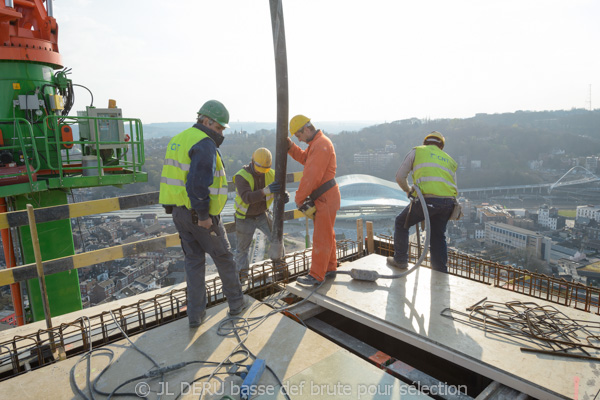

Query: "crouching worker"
<box><xmin>234</xmin><ymin>147</ymin><xmax>288</xmax><ymax>278</ymax></box>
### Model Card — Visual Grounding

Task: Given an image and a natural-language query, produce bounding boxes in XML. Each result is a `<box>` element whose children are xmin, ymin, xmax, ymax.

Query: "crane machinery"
<box><xmin>0</xmin><ymin>0</ymin><xmax>146</xmax><ymax>324</ymax></box>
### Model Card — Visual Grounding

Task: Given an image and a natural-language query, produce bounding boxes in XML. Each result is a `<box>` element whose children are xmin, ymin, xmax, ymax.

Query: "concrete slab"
<box><xmin>0</xmin><ymin>282</ymin><xmax>187</xmax><ymax>339</ymax></box>
<box><xmin>0</xmin><ymin>295</ymin><xmax>430</xmax><ymax>399</ymax></box>
<box><xmin>1</xmin><ymin>271</ymin><xmax>221</xmax><ymax>341</ymax></box>
<box><xmin>256</xmin><ymin>350</ymin><xmax>419</xmax><ymax>400</ymax></box>
<box><xmin>287</xmin><ymin>254</ymin><xmax>600</xmax><ymax>400</ymax></box>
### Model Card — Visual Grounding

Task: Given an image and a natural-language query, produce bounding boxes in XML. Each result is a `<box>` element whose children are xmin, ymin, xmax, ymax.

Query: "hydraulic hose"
<box><xmin>335</xmin><ymin>185</ymin><xmax>431</xmax><ymax>282</ymax></box>
<box><xmin>381</xmin><ymin>184</ymin><xmax>430</xmax><ymax>278</ymax></box>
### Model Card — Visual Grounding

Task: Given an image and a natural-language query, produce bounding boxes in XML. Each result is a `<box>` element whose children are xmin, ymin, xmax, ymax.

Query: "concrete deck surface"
<box><xmin>0</xmin><ymin>295</ymin><xmax>429</xmax><ymax>399</ymax></box>
<box><xmin>287</xmin><ymin>254</ymin><xmax>599</xmax><ymax>400</ymax></box>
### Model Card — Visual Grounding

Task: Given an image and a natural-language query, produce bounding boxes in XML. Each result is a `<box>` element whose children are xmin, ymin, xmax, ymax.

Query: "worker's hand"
<box><xmin>286</xmin><ymin>137</ymin><xmax>293</xmax><ymax>150</ymax></box>
<box><xmin>282</xmin><ymin>191</ymin><xmax>290</xmax><ymax>204</ymax></box>
<box><xmin>408</xmin><ymin>185</ymin><xmax>417</xmax><ymax>197</ymax></box>
<box><xmin>263</xmin><ymin>181</ymin><xmax>282</xmax><ymax>195</ymax></box>
<box><xmin>198</xmin><ymin>218</ymin><xmax>212</xmax><ymax>229</ymax></box>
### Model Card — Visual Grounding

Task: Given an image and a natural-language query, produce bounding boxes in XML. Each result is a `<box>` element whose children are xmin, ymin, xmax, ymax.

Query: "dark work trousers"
<box><xmin>393</xmin><ymin>197</ymin><xmax>455</xmax><ymax>273</ymax></box>
<box><xmin>172</xmin><ymin>206</ymin><xmax>244</xmax><ymax>325</ymax></box>
<box><xmin>234</xmin><ymin>213</ymin><xmax>283</xmax><ymax>274</ymax></box>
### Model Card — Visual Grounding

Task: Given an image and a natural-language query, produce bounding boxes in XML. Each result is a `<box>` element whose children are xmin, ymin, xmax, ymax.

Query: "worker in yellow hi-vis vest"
<box><xmin>389</xmin><ymin>131</ymin><xmax>458</xmax><ymax>273</ymax></box>
<box><xmin>159</xmin><ymin>100</ymin><xmax>248</xmax><ymax>328</ymax></box>
<box><xmin>233</xmin><ymin>148</ymin><xmax>289</xmax><ymax>278</ymax></box>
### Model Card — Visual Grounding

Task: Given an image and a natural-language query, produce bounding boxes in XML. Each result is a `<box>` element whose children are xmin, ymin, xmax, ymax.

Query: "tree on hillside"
<box><xmin>86</xmin><ymin>109</ymin><xmax>600</xmax><ymax>200</ymax></box>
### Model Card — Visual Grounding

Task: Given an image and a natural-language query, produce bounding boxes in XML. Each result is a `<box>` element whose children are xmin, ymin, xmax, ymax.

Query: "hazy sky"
<box><xmin>54</xmin><ymin>0</ymin><xmax>599</xmax><ymax>125</ymax></box>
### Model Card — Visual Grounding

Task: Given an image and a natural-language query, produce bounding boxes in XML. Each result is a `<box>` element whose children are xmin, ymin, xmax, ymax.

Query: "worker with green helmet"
<box><xmin>233</xmin><ymin>148</ymin><xmax>289</xmax><ymax>278</ymax></box>
<box><xmin>159</xmin><ymin>100</ymin><xmax>248</xmax><ymax>328</ymax></box>
<box><xmin>388</xmin><ymin>131</ymin><xmax>458</xmax><ymax>273</ymax></box>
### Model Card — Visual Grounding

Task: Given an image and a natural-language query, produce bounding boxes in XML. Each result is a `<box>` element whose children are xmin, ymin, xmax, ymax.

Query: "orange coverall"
<box><xmin>288</xmin><ymin>130</ymin><xmax>341</xmax><ymax>281</ymax></box>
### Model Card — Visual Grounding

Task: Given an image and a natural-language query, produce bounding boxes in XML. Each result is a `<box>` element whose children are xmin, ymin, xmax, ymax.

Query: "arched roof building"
<box><xmin>337</xmin><ymin>174</ymin><xmax>409</xmax><ymax>219</ymax></box>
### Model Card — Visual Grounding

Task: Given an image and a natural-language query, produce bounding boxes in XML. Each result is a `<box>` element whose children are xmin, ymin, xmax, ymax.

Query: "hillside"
<box><xmin>142</xmin><ymin>120</ymin><xmax>378</xmax><ymax>139</ymax></box>
<box><xmin>90</xmin><ymin>109</ymin><xmax>600</xmax><ymax>198</ymax></box>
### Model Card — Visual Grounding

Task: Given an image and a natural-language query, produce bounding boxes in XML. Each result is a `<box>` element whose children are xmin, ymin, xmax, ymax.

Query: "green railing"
<box><xmin>0</xmin><ymin>117</ymin><xmax>41</xmax><ymax>192</ymax></box>
<box><xmin>0</xmin><ymin>115</ymin><xmax>145</xmax><ymax>187</ymax></box>
<box><xmin>0</xmin><ymin>114</ymin><xmax>146</xmax><ymax>197</ymax></box>
<box><xmin>41</xmin><ymin>114</ymin><xmax>145</xmax><ymax>181</ymax></box>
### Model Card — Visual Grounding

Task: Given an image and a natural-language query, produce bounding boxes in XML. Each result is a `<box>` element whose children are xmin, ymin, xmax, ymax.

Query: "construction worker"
<box><xmin>233</xmin><ymin>148</ymin><xmax>288</xmax><ymax>277</ymax></box>
<box><xmin>388</xmin><ymin>131</ymin><xmax>458</xmax><ymax>273</ymax></box>
<box><xmin>159</xmin><ymin>100</ymin><xmax>247</xmax><ymax>328</ymax></box>
<box><xmin>287</xmin><ymin>115</ymin><xmax>340</xmax><ymax>285</ymax></box>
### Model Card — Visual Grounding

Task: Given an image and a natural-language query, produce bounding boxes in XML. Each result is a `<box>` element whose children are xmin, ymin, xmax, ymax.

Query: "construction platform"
<box><xmin>287</xmin><ymin>254</ymin><xmax>599</xmax><ymax>400</ymax></box>
<box><xmin>0</xmin><ymin>294</ymin><xmax>429</xmax><ymax>399</ymax></box>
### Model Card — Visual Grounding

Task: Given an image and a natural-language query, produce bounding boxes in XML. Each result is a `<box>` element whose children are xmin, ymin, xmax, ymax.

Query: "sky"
<box><xmin>53</xmin><ymin>0</ymin><xmax>600</xmax><ymax>125</ymax></box>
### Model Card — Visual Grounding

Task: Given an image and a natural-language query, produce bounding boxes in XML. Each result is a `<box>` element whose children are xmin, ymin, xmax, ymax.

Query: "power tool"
<box><xmin>298</xmin><ymin>197</ymin><xmax>316</xmax><ymax>220</ymax></box>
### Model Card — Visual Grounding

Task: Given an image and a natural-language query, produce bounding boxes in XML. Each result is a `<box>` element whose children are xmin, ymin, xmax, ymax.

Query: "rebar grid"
<box><xmin>0</xmin><ymin>288</ymin><xmax>188</xmax><ymax>381</ymax></box>
<box><xmin>0</xmin><ymin>240</ymin><xmax>359</xmax><ymax>381</ymax></box>
<box><xmin>375</xmin><ymin>235</ymin><xmax>600</xmax><ymax>315</ymax></box>
<box><xmin>442</xmin><ymin>300</ymin><xmax>600</xmax><ymax>361</ymax></box>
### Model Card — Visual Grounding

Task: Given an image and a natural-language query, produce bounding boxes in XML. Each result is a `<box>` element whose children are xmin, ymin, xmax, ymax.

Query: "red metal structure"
<box><xmin>0</xmin><ymin>1</ymin><xmax>146</xmax><ymax>324</ymax></box>
<box><xmin>0</xmin><ymin>0</ymin><xmax>61</xmax><ymax>326</ymax></box>
<box><xmin>0</xmin><ymin>0</ymin><xmax>61</xmax><ymax>67</ymax></box>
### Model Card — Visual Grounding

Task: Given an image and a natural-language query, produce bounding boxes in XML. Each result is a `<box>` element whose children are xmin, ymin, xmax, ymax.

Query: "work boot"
<box><xmin>325</xmin><ymin>271</ymin><xmax>337</xmax><ymax>279</ymax></box>
<box><xmin>387</xmin><ymin>257</ymin><xmax>408</xmax><ymax>270</ymax></box>
<box><xmin>296</xmin><ymin>274</ymin><xmax>323</xmax><ymax>286</ymax></box>
<box><xmin>189</xmin><ymin>310</ymin><xmax>206</xmax><ymax>329</ymax></box>
<box><xmin>228</xmin><ymin>298</ymin><xmax>250</xmax><ymax>317</ymax></box>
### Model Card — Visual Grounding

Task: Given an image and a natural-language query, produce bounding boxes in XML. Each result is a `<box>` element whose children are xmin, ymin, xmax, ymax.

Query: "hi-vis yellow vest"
<box><xmin>159</xmin><ymin>127</ymin><xmax>228</xmax><ymax>215</ymax></box>
<box><xmin>233</xmin><ymin>168</ymin><xmax>275</xmax><ymax>219</ymax></box>
<box><xmin>413</xmin><ymin>145</ymin><xmax>458</xmax><ymax>197</ymax></box>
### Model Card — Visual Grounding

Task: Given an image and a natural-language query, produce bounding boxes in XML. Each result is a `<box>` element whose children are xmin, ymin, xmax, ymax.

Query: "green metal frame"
<box><xmin>0</xmin><ymin>117</ymin><xmax>41</xmax><ymax>192</ymax></box>
<box><xmin>16</xmin><ymin>190</ymin><xmax>82</xmax><ymax>320</ymax></box>
<box><xmin>1</xmin><ymin>61</ymin><xmax>147</xmax><ymax>322</ymax></box>
<box><xmin>0</xmin><ymin>114</ymin><xmax>147</xmax><ymax>197</ymax></box>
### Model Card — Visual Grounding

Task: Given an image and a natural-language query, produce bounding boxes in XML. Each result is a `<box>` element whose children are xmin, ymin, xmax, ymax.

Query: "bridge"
<box><xmin>460</xmin><ymin>166</ymin><xmax>600</xmax><ymax>197</ymax></box>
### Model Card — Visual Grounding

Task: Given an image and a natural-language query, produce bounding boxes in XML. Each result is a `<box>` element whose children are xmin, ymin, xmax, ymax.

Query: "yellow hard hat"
<box><xmin>289</xmin><ymin>114</ymin><xmax>311</xmax><ymax>136</ymax></box>
<box><xmin>252</xmin><ymin>147</ymin><xmax>272</xmax><ymax>173</ymax></box>
<box><xmin>423</xmin><ymin>131</ymin><xmax>445</xmax><ymax>149</ymax></box>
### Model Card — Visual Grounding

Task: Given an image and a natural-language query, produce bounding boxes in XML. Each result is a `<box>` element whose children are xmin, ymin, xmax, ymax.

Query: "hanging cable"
<box><xmin>72</xmin><ymin>84</ymin><xmax>94</xmax><ymax>108</ymax></box>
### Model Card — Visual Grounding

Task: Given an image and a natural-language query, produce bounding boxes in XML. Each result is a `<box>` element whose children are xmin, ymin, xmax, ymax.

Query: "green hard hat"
<box><xmin>198</xmin><ymin>100</ymin><xmax>230</xmax><ymax>128</ymax></box>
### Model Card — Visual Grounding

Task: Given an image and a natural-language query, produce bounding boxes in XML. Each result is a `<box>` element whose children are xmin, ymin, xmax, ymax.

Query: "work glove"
<box><xmin>408</xmin><ymin>185</ymin><xmax>417</xmax><ymax>198</ymax></box>
<box><xmin>263</xmin><ymin>181</ymin><xmax>282</xmax><ymax>195</ymax></box>
<box><xmin>282</xmin><ymin>191</ymin><xmax>290</xmax><ymax>204</ymax></box>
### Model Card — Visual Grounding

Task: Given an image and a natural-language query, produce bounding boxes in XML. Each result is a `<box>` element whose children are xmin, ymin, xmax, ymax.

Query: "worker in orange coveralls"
<box><xmin>287</xmin><ymin>115</ymin><xmax>341</xmax><ymax>286</ymax></box>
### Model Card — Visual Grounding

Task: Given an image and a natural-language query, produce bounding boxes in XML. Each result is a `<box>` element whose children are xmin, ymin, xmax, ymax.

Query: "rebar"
<box><xmin>375</xmin><ymin>235</ymin><xmax>600</xmax><ymax>315</ymax></box>
<box><xmin>442</xmin><ymin>300</ymin><xmax>600</xmax><ymax>362</ymax></box>
<box><xmin>0</xmin><ymin>240</ymin><xmax>359</xmax><ymax>381</ymax></box>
